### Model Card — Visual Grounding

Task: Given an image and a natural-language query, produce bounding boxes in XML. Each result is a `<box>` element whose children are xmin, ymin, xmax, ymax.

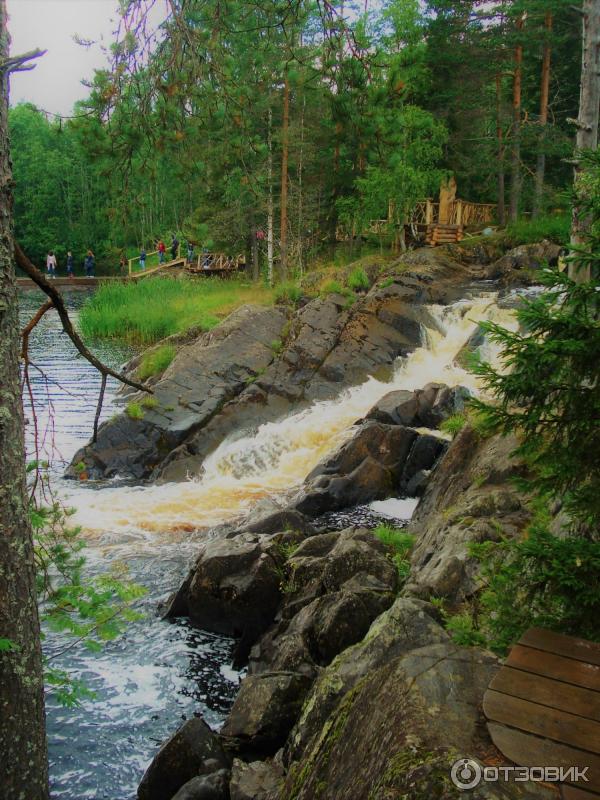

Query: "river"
<box><xmin>18</xmin><ymin>285</ymin><xmax>516</xmax><ymax>799</ymax></box>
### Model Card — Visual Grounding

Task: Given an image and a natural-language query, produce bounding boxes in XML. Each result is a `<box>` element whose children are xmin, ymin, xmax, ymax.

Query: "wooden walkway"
<box><xmin>484</xmin><ymin>627</ymin><xmax>600</xmax><ymax>798</ymax></box>
<box><xmin>17</xmin><ymin>257</ymin><xmax>186</xmax><ymax>289</ymax></box>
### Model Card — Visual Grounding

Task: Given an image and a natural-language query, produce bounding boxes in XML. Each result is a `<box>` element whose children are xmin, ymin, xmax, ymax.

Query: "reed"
<box><xmin>79</xmin><ymin>277</ymin><xmax>275</xmax><ymax>345</ymax></box>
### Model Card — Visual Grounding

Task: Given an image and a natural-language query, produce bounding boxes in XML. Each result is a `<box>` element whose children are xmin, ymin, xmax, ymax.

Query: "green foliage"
<box><xmin>31</xmin><ymin>497</ymin><xmax>145</xmax><ymax>705</ymax></box>
<box><xmin>444</xmin><ymin>612</ymin><xmax>487</xmax><ymax>648</ymax></box>
<box><xmin>126</xmin><ymin>401</ymin><xmax>145</xmax><ymax>420</ymax></box>
<box><xmin>373</xmin><ymin>525</ymin><xmax>415</xmax><ymax>584</ymax></box>
<box><xmin>470</xmin><ymin>266</ymin><xmax>600</xmax><ymax>525</ymax></box>
<box><xmin>505</xmin><ymin>214</ymin><xmax>571</xmax><ymax>245</ymax></box>
<box><xmin>321</xmin><ymin>280</ymin><xmax>346</xmax><ymax>296</ymax></box>
<box><xmin>468</xmin><ymin>515</ymin><xmax>600</xmax><ymax>654</ymax></box>
<box><xmin>347</xmin><ymin>267</ymin><xmax>370</xmax><ymax>292</ymax></box>
<box><xmin>275</xmin><ymin>283</ymin><xmax>303</xmax><ymax>306</ymax></box>
<box><xmin>79</xmin><ymin>277</ymin><xmax>275</xmax><ymax>344</ymax></box>
<box><xmin>138</xmin><ymin>345</ymin><xmax>176</xmax><ymax>379</ymax></box>
<box><xmin>271</xmin><ymin>338</ymin><xmax>284</xmax><ymax>355</ymax></box>
<box><xmin>439</xmin><ymin>413</ymin><xmax>466</xmax><ymax>439</ymax></box>
<box><xmin>141</xmin><ymin>395</ymin><xmax>159</xmax><ymax>410</ymax></box>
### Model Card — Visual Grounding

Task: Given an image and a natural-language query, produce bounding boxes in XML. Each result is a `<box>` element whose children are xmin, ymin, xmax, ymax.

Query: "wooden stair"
<box><xmin>425</xmin><ymin>223</ymin><xmax>464</xmax><ymax>246</ymax></box>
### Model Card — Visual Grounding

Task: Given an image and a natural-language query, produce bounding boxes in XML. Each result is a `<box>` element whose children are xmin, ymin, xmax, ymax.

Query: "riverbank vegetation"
<box><xmin>79</xmin><ymin>277</ymin><xmax>275</xmax><ymax>344</ymax></box>
<box><xmin>9</xmin><ymin>1</ymin><xmax>583</xmax><ymax>279</ymax></box>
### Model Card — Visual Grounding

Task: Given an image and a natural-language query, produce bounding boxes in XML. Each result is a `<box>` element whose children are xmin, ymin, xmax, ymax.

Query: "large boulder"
<box><xmin>248</xmin><ymin>528</ymin><xmax>398</xmax><ymax>676</ymax></box>
<box><xmin>169</xmin><ymin>534</ymin><xmax>284</xmax><ymax>664</ymax></box>
<box><xmin>283</xmin><ymin>642</ymin><xmax>553</xmax><ymax>800</ymax></box>
<box><xmin>407</xmin><ymin>426</ymin><xmax>529</xmax><ymax>603</ymax></box>
<box><xmin>170</xmin><ymin>771</ymin><xmax>230</xmax><ymax>800</ymax></box>
<box><xmin>292</xmin><ymin>421</ymin><xmax>447</xmax><ymax>516</ymax></box>
<box><xmin>221</xmin><ymin>672</ymin><xmax>313</xmax><ymax>759</ymax></box>
<box><xmin>138</xmin><ymin>717</ymin><xmax>230</xmax><ymax>800</ymax></box>
<box><xmin>366</xmin><ymin>383</ymin><xmax>471</xmax><ymax>429</ymax></box>
<box><xmin>68</xmin><ymin>304</ymin><xmax>290</xmax><ymax>480</ymax></box>
<box><xmin>285</xmin><ymin>597</ymin><xmax>450</xmax><ymax>764</ymax></box>
<box><xmin>229</xmin><ymin>759</ymin><xmax>283</xmax><ymax>800</ymax></box>
<box><xmin>486</xmin><ymin>240</ymin><xmax>562</xmax><ymax>284</ymax></box>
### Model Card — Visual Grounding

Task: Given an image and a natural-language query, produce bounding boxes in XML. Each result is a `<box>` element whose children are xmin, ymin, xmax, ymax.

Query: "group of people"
<box><xmin>46</xmin><ymin>249</ymin><xmax>95</xmax><ymax>278</ymax></box>
<box><xmin>137</xmin><ymin>237</ymin><xmax>195</xmax><ymax>270</ymax></box>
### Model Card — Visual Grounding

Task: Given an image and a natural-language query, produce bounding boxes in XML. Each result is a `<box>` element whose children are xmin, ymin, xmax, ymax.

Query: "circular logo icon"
<box><xmin>450</xmin><ymin>758</ymin><xmax>482</xmax><ymax>790</ymax></box>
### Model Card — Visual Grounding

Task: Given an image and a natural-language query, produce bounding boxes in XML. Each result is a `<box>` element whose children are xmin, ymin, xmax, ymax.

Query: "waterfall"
<box><xmin>65</xmin><ymin>293</ymin><xmax>516</xmax><ymax>542</ymax></box>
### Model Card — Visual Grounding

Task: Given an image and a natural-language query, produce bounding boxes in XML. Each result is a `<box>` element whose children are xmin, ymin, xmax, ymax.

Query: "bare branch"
<box><xmin>15</xmin><ymin>242</ymin><xmax>152</xmax><ymax>395</ymax></box>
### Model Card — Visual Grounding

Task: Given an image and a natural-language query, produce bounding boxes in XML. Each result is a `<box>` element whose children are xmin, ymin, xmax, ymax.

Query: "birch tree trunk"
<box><xmin>533</xmin><ymin>12</ymin><xmax>553</xmax><ymax>218</ymax></box>
<box><xmin>0</xmin><ymin>3</ymin><xmax>49</xmax><ymax>797</ymax></box>
<box><xmin>509</xmin><ymin>15</ymin><xmax>524</xmax><ymax>222</ymax></box>
<box><xmin>569</xmin><ymin>0</ymin><xmax>600</xmax><ymax>282</ymax></box>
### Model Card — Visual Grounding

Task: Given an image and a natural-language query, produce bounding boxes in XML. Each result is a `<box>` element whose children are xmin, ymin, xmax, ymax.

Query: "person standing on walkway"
<box><xmin>66</xmin><ymin>250</ymin><xmax>74</xmax><ymax>277</ymax></box>
<box><xmin>139</xmin><ymin>246</ymin><xmax>147</xmax><ymax>270</ymax></box>
<box><xmin>46</xmin><ymin>250</ymin><xmax>57</xmax><ymax>278</ymax></box>
<box><xmin>186</xmin><ymin>241</ymin><xmax>194</xmax><ymax>264</ymax></box>
<box><xmin>158</xmin><ymin>239</ymin><xmax>166</xmax><ymax>264</ymax></box>
<box><xmin>171</xmin><ymin>235</ymin><xmax>179</xmax><ymax>261</ymax></box>
<box><xmin>84</xmin><ymin>250</ymin><xmax>95</xmax><ymax>277</ymax></box>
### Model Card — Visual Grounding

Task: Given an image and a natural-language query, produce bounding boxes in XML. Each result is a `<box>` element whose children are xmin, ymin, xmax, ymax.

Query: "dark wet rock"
<box><xmin>221</xmin><ymin>672</ymin><xmax>313</xmax><ymax>759</ymax></box>
<box><xmin>406</xmin><ymin>426</ymin><xmax>529</xmax><ymax>603</ymax></box>
<box><xmin>486</xmin><ymin>240</ymin><xmax>562</xmax><ymax>284</ymax></box>
<box><xmin>283</xmin><ymin>642</ymin><xmax>522</xmax><ymax>800</ymax></box>
<box><xmin>292</xmin><ymin>421</ymin><xmax>447</xmax><ymax>516</ymax></box>
<box><xmin>229</xmin><ymin>759</ymin><xmax>283</xmax><ymax>800</ymax></box>
<box><xmin>137</xmin><ymin>717</ymin><xmax>230</xmax><ymax>800</ymax></box>
<box><xmin>404</xmin><ymin>468</ymin><xmax>431</xmax><ymax>496</ymax></box>
<box><xmin>170</xmin><ymin>770</ymin><xmax>230</xmax><ymax>800</ymax></box>
<box><xmin>181</xmin><ymin>535</ymin><xmax>283</xmax><ymax>662</ymax></box>
<box><xmin>69</xmin><ymin>248</ymin><xmax>477</xmax><ymax>482</ymax></box>
<box><xmin>365</xmin><ymin>382</ymin><xmax>470</xmax><ymax>430</ymax></box>
<box><xmin>285</xmin><ymin>597</ymin><xmax>449</xmax><ymax>765</ymax></box>
<box><xmin>68</xmin><ymin>305</ymin><xmax>290</xmax><ymax>480</ymax></box>
<box><xmin>248</xmin><ymin>528</ymin><xmax>397</xmax><ymax>676</ymax></box>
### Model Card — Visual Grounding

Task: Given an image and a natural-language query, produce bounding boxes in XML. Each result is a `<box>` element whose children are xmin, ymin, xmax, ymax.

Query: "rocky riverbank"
<box><xmin>70</xmin><ymin>240</ymin><xmax>561</xmax><ymax>799</ymax></box>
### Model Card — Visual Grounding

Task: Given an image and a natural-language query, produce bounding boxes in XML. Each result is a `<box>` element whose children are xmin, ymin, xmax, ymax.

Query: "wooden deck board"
<box><xmin>489</xmin><ymin>667</ymin><xmax>600</xmax><ymax>722</ymax></box>
<box><xmin>485</xmin><ymin>629</ymin><xmax>600</xmax><ymax>797</ymax></box>
<box><xmin>507</xmin><ymin>644</ymin><xmax>600</xmax><ymax>691</ymax></box>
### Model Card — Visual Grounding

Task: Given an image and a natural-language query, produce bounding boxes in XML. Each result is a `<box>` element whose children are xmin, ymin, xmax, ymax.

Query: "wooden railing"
<box><xmin>187</xmin><ymin>252</ymin><xmax>246</xmax><ymax>273</ymax></box>
<box><xmin>128</xmin><ymin>244</ymin><xmax>182</xmax><ymax>276</ymax></box>
<box><xmin>410</xmin><ymin>198</ymin><xmax>495</xmax><ymax>228</ymax></box>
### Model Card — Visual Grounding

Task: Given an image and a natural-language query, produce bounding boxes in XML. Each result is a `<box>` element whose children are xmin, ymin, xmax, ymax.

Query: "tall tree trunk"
<box><xmin>509</xmin><ymin>15</ymin><xmax>524</xmax><ymax>222</ymax></box>
<box><xmin>496</xmin><ymin>73</ymin><xmax>506</xmax><ymax>226</ymax></box>
<box><xmin>279</xmin><ymin>72</ymin><xmax>290</xmax><ymax>282</ymax></box>
<box><xmin>267</xmin><ymin>108</ymin><xmax>274</xmax><ymax>287</ymax></box>
<box><xmin>533</xmin><ymin>12</ymin><xmax>553</xmax><ymax>218</ymax></box>
<box><xmin>297</xmin><ymin>94</ymin><xmax>306</xmax><ymax>279</ymax></box>
<box><xmin>0</xmin><ymin>4</ymin><xmax>49</xmax><ymax>797</ymax></box>
<box><xmin>570</xmin><ymin>0</ymin><xmax>600</xmax><ymax>282</ymax></box>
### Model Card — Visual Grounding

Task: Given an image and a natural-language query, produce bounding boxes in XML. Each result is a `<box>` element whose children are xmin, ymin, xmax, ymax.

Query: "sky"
<box><xmin>7</xmin><ymin>0</ymin><xmax>122</xmax><ymax>116</ymax></box>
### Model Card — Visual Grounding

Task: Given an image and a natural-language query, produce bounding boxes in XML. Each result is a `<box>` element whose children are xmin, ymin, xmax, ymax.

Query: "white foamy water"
<box><xmin>64</xmin><ymin>294</ymin><xmax>516</xmax><ymax>539</ymax></box>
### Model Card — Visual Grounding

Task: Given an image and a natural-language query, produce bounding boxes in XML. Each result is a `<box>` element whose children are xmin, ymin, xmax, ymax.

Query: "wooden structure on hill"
<box><xmin>484</xmin><ymin>627</ymin><xmax>600</xmax><ymax>798</ymax></box>
<box><xmin>337</xmin><ymin>178</ymin><xmax>495</xmax><ymax>246</ymax></box>
<box><xmin>185</xmin><ymin>252</ymin><xmax>246</xmax><ymax>276</ymax></box>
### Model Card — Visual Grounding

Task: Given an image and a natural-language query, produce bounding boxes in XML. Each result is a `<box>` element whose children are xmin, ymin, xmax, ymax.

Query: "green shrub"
<box><xmin>321</xmin><ymin>279</ymin><xmax>344</xmax><ymax>295</ymax></box>
<box><xmin>126</xmin><ymin>401</ymin><xmax>144</xmax><ymax>420</ymax></box>
<box><xmin>271</xmin><ymin>338</ymin><xmax>283</xmax><ymax>355</ymax></box>
<box><xmin>138</xmin><ymin>344</ymin><xmax>176</xmax><ymax>379</ymax></box>
<box><xmin>469</xmin><ymin>516</ymin><xmax>600</xmax><ymax>654</ymax></box>
<box><xmin>505</xmin><ymin>213</ymin><xmax>570</xmax><ymax>245</ymax></box>
<box><xmin>379</xmin><ymin>276</ymin><xmax>396</xmax><ymax>288</ymax></box>
<box><xmin>275</xmin><ymin>283</ymin><xmax>303</xmax><ymax>306</ymax></box>
<box><xmin>141</xmin><ymin>395</ymin><xmax>158</xmax><ymax>410</ymax></box>
<box><xmin>373</xmin><ymin>524</ymin><xmax>415</xmax><ymax>584</ymax></box>
<box><xmin>347</xmin><ymin>267</ymin><xmax>370</xmax><ymax>292</ymax></box>
<box><xmin>440</xmin><ymin>413</ymin><xmax>466</xmax><ymax>439</ymax></box>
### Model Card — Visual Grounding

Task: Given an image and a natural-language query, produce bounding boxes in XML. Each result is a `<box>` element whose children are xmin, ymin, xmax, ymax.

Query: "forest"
<box><xmin>2</xmin><ymin>1</ymin><xmax>600</xmax><ymax>799</ymax></box>
<box><xmin>9</xmin><ymin>0</ymin><xmax>582</xmax><ymax>276</ymax></box>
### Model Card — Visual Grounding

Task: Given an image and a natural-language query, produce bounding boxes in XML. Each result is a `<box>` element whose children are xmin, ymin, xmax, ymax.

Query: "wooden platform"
<box><xmin>484</xmin><ymin>628</ymin><xmax>600</xmax><ymax>798</ymax></box>
<box><xmin>425</xmin><ymin>223</ymin><xmax>464</xmax><ymax>246</ymax></box>
<box><xmin>16</xmin><ymin>257</ymin><xmax>186</xmax><ymax>289</ymax></box>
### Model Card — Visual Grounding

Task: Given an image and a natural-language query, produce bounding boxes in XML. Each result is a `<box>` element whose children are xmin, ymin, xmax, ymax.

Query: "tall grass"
<box><xmin>505</xmin><ymin>213</ymin><xmax>570</xmax><ymax>245</ymax></box>
<box><xmin>79</xmin><ymin>277</ymin><xmax>275</xmax><ymax>344</ymax></box>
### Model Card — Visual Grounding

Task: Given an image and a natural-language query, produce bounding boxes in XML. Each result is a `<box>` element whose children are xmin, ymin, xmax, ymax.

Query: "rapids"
<box><xmin>18</xmin><ymin>285</ymin><xmax>516</xmax><ymax>799</ymax></box>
